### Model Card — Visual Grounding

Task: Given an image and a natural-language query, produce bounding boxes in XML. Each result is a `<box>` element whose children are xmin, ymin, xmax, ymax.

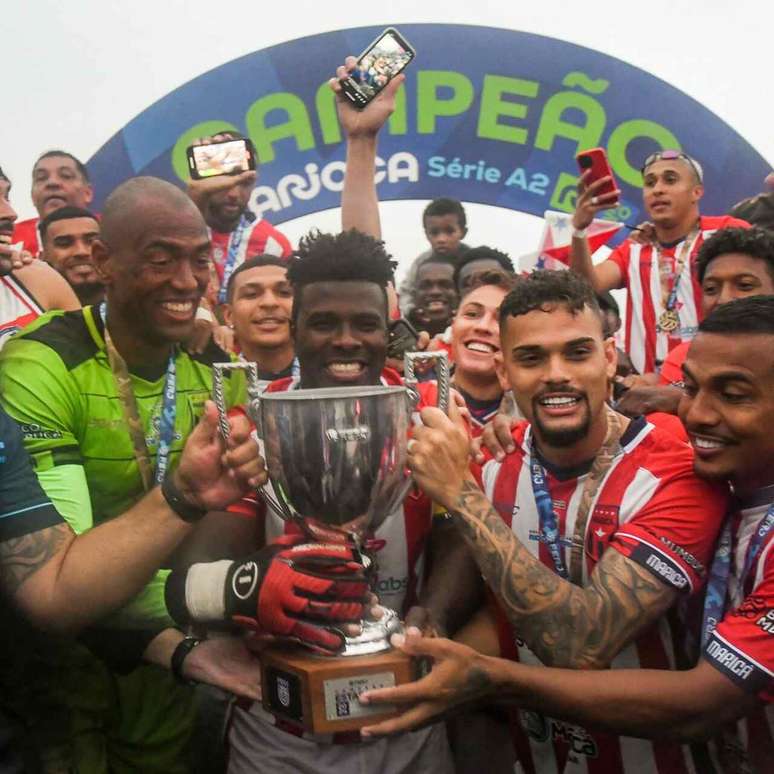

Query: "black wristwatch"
<box><xmin>171</xmin><ymin>634</ymin><xmax>204</xmax><ymax>685</ymax></box>
<box><xmin>162</xmin><ymin>473</ymin><xmax>207</xmax><ymax>523</ymax></box>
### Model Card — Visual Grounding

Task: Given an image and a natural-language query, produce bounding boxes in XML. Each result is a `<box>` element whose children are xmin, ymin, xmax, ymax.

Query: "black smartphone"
<box><xmin>340</xmin><ymin>27</ymin><xmax>416</xmax><ymax>110</ymax></box>
<box><xmin>186</xmin><ymin>138</ymin><xmax>256</xmax><ymax>180</ymax></box>
<box><xmin>387</xmin><ymin>318</ymin><xmax>420</xmax><ymax>360</ymax></box>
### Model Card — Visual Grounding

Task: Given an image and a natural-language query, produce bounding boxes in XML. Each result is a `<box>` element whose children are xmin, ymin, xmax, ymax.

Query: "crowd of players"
<box><xmin>0</xmin><ymin>54</ymin><xmax>771</xmax><ymax>774</ymax></box>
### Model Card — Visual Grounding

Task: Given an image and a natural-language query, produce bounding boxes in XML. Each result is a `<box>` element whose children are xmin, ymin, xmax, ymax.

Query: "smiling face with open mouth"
<box><xmin>294</xmin><ymin>280</ymin><xmax>388</xmax><ymax>389</ymax></box>
<box><xmin>679</xmin><ymin>330</ymin><xmax>774</xmax><ymax>492</ymax></box>
<box><xmin>451</xmin><ymin>283</ymin><xmax>507</xmax><ymax>385</ymax></box>
<box><xmin>499</xmin><ymin>302</ymin><xmax>616</xmax><ymax>454</ymax></box>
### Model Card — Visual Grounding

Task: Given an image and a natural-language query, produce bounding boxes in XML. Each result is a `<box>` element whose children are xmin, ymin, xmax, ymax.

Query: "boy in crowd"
<box><xmin>399</xmin><ymin>197</ymin><xmax>469</xmax><ymax>313</ymax></box>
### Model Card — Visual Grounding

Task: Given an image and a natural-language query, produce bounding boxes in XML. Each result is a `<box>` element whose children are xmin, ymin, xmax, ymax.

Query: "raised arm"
<box><xmin>1</xmin><ymin>403</ymin><xmax>264</xmax><ymax>632</ymax></box>
<box><xmin>569</xmin><ymin>171</ymin><xmax>624</xmax><ymax>294</ymax></box>
<box><xmin>331</xmin><ymin>57</ymin><xmax>404</xmax><ymax>238</ymax></box>
<box><xmin>16</xmin><ymin>260</ymin><xmax>80</xmax><ymax>311</ymax></box>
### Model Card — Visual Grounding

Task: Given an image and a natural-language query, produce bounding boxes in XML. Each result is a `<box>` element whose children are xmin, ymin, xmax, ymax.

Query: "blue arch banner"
<box><xmin>88</xmin><ymin>24</ymin><xmax>770</xmax><ymax>238</ymax></box>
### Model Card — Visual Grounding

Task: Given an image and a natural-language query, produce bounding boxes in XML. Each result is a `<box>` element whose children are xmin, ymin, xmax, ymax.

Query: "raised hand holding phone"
<box><xmin>338</xmin><ymin>27</ymin><xmax>415</xmax><ymax>110</ymax></box>
<box><xmin>573</xmin><ymin>147</ymin><xmax>622</xmax><ymax>231</ymax></box>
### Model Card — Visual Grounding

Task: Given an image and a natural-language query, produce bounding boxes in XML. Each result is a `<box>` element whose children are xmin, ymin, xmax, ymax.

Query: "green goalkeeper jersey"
<box><xmin>0</xmin><ymin>305</ymin><xmax>246</xmax><ymax>627</ymax></box>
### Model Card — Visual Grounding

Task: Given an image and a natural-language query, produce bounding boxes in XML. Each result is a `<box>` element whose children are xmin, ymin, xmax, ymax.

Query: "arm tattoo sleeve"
<box><xmin>449</xmin><ymin>479</ymin><xmax>677</xmax><ymax>668</ymax></box>
<box><xmin>0</xmin><ymin>523</ymin><xmax>72</xmax><ymax>596</ymax></box>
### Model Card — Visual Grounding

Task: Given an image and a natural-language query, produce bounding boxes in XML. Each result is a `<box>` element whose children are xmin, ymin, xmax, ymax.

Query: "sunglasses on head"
<box><xmin>641</xmin><ymin>150</ymin><xmax>703</xmax><ymax>182</ymax></box>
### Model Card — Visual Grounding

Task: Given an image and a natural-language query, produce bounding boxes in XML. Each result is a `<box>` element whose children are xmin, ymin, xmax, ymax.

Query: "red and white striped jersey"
<box><xmin>480</xmin><ymin>416</ymin><xmax>728</xmax><ymax>774</ymax></box>
<box><xmin>703</xmin><ymin>493</ymin><xmax>774</xmax><ymax>770</ymax></box>
<box><xmin>207</xmin><ymin>218</ymin><xmax>292</xmax><ymax>302</ymax></box>
<box><xmin>608</xmin><ymin>215</ymin><xmax>749</xmax><ymax>374</ymax></box>
<box><xmin>0</xmin><ymin>274</ymin><xmax>44</xmax><ymax>350</ymax></box>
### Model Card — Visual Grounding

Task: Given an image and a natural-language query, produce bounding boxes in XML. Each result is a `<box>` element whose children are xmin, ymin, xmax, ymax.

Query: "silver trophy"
<box><xmin>212</xmin><ymin>352</ymin><xmax>450</xmax><ymax>657</ymax></box>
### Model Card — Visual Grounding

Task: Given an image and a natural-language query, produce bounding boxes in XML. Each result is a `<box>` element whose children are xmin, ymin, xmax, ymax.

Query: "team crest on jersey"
<box><xmin>585</xmin><ymin>504</ymin><xmax>619</xmax><ymax>561</ymax></box>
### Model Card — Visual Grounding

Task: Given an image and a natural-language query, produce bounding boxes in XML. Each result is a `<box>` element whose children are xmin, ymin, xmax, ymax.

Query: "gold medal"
<box><xmin>658</xmin><ymin>309</ymin><xmax>680</xmax><ymax>333</ymax></box>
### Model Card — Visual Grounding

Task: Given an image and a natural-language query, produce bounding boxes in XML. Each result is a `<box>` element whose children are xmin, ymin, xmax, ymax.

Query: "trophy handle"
<box><xmin>212</xmin><ymin>361</ymin><xmax>262</xmax><ymax>435</ymax></box>
<box><xmin>403</xmin><ymin>350</ymin><xmax>451</xmax><ymax>414</ymax></box>
<box><xmin>212</xmin><ymin>362</ymin><xmax>291</xmax><ymax>518</ymax></box>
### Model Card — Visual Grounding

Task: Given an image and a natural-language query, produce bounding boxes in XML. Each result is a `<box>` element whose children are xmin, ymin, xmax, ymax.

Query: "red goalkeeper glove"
<box><xmin>166</xmin><ymin>535</ymin><xmax>372</xmax><ymax>653</ymax></box>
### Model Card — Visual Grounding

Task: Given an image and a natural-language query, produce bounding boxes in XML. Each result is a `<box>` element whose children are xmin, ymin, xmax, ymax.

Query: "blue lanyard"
<box><xmin>529</xmin><ymin>439</ymin><xmax>569</xmax><ymax>580</ymax></box>
<box><xmin>100</xmin><ymin>303</ymin><xmax>177</xmax><ymax>486</ymax></box>
<box><xmin>701</xmin><ymin>502</ymin><xmax>774</xmax><ymax>646</ymax></box>
<box><xmin>217</xmin><ymin>215</ymin><xmax>250</xmax><ymax>304</ymax></box>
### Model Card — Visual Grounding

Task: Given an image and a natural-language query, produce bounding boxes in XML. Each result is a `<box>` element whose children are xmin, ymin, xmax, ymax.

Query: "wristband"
<box><xmin>572</xmin><ymin>227</ymin><xmax>588</xmax><ymax>239</ymax></box>
<box><xmin>170</xmin><ymin>635</ymin><xmax>203</xmax><ymax>685</ymax></box>
<box><xmin>162</xmin><ymin>473</ymin><xmax>207</xmax><ymax>523</ymax></box>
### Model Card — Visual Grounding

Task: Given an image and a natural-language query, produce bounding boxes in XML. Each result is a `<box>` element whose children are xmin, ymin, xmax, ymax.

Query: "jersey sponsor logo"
<box><xmin>755</xmin><ymin>609</ymin><xmax>774</xmax><ymax>635</ymax></box>
<box><xmin>529</xmin><ymin>529</ymin><xmax>572</xmax><ymax>548</ymax></box>
<box><xmin>375</xmin><ymin>575</ymin><xmax>408</xmax><ymax>595</ymax></box>
<box><xmin>659</xmin><ymin>536</ymin><xmax>705</xmax><ymax>575</ymax></box>
<box><xmin>644</xmin><ymin>552</ymin><xmax>688</xmax><ymax>588</ymax></box>
<box><xmin>705</xmin><ymin>638</ymin><xmax>755</xmax><ymax>680</ymax></box>
<box><xmin>520</xmin><ymin>711</ymin><xmax>598</xmax><ymax>758</ymax></box>
<box><xmin>631</xmin><ymin>543</ymin><xmax>689</xmax><ymax>589</ymax></box>
<box><xmin>232</xmin><ymin>561</ymin><xmax>259</xmax><ymax>600</ymax></box>
<box><xmin>19</xmin><ymin>422</ymin><xmax>63</xmax><ymax>440</ymax></box>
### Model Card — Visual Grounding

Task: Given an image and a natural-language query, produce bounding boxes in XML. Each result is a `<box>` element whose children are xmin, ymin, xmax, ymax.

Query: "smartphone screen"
<box><xmin>341</xmin><ymin>28</ymin><xmax>415</xmax><ymax>108</ymax></box>
<box><xmin>188</xmin><ymin>139</ymin><xmax>253</xmax><ymax>179</ymax></box>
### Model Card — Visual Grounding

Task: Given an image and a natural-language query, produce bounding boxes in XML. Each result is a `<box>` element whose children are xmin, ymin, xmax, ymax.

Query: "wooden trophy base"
<box><xmin>261</xmin><ymin>642</ymin><xmax>418</xmax><ymax>734</ymax></box>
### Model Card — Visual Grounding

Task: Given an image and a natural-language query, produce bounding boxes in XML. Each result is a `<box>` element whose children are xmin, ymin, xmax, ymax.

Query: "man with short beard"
<box><xmin>39</xmin><ymin>205</ymin><xmax>104</xmax><ymax>306</ymax></box>
<box><xmin>370</xmin><ymin>270</ymin><xmax>731</xmax><ymax>773</ymax></box>
<box><xmin>12</xmin><ymin>150</ymin><xmax>95</xmax><ymax>255</ymax></box>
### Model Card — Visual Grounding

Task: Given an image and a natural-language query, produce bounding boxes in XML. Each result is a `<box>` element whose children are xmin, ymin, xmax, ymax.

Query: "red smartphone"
<box><xmin>187</xmin><ymin>138</ymin><xmax>256</xmax><ymax>180</ymax></box>
<box><xmin>576</xmin><ymin>148</ymin><xmax>619</xmax><ymax>203</ymax></box>
<box><xmin>340</xmin><ymin>27</ymin><xmax>416</xmax><ymax>110</ymax></box>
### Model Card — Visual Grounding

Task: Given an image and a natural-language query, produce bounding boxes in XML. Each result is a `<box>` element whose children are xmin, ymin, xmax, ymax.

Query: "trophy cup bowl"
<box><xmin>211</xmin><ymin>353</ymin><xmax>449</xmax><ymax>732</ymax></box>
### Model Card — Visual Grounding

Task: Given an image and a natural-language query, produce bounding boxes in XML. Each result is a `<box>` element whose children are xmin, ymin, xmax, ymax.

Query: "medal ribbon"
<box><xmin>529</xmin><ymin>407</ymin><xmax>623</xmax><ymax>584</ymax></box>
<box><xmin>99</xmin><ymin>303</ymin><xmax>177</xmax><ymax>491</ymax></box>
<box><xmin>217</xmin><ymin>215</ymin><xmax>250</xmax><ymax>304</ymax></box>
<box><xmin>655</xmin><ymin>224</ymin><xmax>701</xmax><ymax>331</ymax></box>
<box><xmin>701</xmin><ymin>502</ymin><xmax>774</xmax><ymax>647</ymax></box>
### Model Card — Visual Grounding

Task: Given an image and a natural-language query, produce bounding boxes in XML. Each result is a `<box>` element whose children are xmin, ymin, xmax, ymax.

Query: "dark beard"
<box><xmin>532</xmin><ymin>397</ymin><xmax>591</xmax><ymax>447</ymax></box>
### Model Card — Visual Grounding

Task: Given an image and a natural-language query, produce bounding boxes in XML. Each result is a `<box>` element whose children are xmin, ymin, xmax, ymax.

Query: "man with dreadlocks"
<box><xmin>168</xmin><ymin>228</ymin><xmax>456</xmax><ymax>773</ymax></box>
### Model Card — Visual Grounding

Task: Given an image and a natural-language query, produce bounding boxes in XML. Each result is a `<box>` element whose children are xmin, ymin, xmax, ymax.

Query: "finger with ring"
<box><xmin>591</xmin><ymin>195</ymin><xmax>598</xmax><ymax>205</ymax></box>
<box><xmin>407</xmin><ymin>438</ymin><xmax>418</xmax><ymax>454</ymax></box>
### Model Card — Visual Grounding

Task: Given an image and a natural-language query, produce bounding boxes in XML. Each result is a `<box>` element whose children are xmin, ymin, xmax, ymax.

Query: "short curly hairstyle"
<box><xmin>696</xmin><ymin>227</ymin><xmax>774</xmax><ymax>283</ymax></box>
<box><xmin>499</xmin><ymin>269</ymin><xmax>602</xmax><ymax>327</ymax></box>
<box><xmin>287</xmin><ymin>229</ymin><xmax>396</xmax><ymax>323</ymax></box>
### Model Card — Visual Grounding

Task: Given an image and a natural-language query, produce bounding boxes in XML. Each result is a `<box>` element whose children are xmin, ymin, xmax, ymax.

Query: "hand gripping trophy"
<box><xmin>211</xmin><ymin>352</ymin><xmax>450</xmax><ymax>733</ymax></box>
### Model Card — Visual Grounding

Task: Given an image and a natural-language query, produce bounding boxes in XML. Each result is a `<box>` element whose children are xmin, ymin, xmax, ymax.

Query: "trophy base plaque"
<box><xmin>261</xmin><ymin>645</ymin><xmax>418</xmax><ymax>734</ymax></box>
